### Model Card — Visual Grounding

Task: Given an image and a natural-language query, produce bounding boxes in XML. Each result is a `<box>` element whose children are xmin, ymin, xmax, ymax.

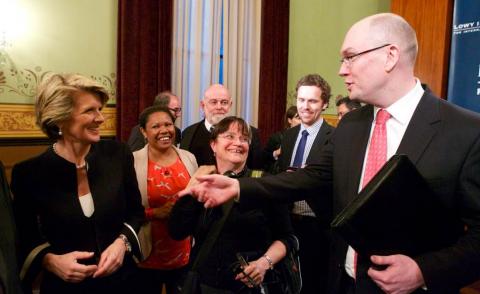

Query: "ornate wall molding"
<box><xmin>0</xmin><ymin>104</ymin><xmax>116</xmax><ymax>138</ymax></box>
<box><xmin>0</xmin><ymin>66</ymin><xmax>117</xmax><ymax>102</ymax></box>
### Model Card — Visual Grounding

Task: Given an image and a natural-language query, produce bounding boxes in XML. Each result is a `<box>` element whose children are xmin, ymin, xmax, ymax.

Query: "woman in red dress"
<box><xmin>133</xmin><ymin>106</ymin><xmax>198</xmax><ymax>293</ymax></box>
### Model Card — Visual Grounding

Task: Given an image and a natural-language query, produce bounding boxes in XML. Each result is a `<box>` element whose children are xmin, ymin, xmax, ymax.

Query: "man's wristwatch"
<box><xmin>118</xmin><ymin>234</ymin><xmax>132</xmax><ymax>253</ymax></box>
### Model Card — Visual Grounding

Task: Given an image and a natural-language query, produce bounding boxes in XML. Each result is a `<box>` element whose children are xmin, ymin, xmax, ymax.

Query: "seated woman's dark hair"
<box><xmin>210</xmin><ymin>116</ymin><xmax>252</xmax><ymax>144</ymax></box>
<box><xmin>138</xmin><ymin>105</ymin><xmax>175</xmax><ymax>129</ymax></box>
<box><xmin>284</xmin><ymin>106</ymin><xmax>298</xmax><ymax>129</ymax></box>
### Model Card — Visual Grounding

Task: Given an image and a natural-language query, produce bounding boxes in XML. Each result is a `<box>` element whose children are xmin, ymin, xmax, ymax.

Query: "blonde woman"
<box><xmin>11</xmin><ymin>73</ymin><xmax>144</xmax><ymax>294</ymax></box>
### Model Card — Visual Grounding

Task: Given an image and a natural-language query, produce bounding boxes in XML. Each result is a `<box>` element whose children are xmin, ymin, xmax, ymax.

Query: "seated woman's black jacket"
<box><xmin>168</xmin><ymin>169</ymin><xmax>293</xmax><ymax>291</ymax></box>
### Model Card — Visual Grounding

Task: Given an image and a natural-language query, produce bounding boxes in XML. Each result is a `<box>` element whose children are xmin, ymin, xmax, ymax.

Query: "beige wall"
<box><xmin>287</xmin><ymin>0</ymin><xmax>390</xmax><ymax>114</ymax></box>
<box><xmin>0</xmin><ymin>0</ymin><xmax>118</xmax><ymax>104</ymax></box>
<box><xmin>0</xmin><ymin>0</ymin><xmax>118</xmax><ymax>140</ymax></box>
<box><xmin>0</xmin><ymin>1</ymin><xmax>118</xmax><ymax>177</ymax></box>
<box><xmin>0</xmin><ymin>0</ymin><xmax>390</xmax><ymax>138</ymax></box>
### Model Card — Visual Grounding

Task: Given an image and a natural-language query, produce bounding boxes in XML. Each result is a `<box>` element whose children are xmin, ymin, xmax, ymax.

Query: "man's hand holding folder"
<box><xmin>331</xmin><ymin>155</ymin><xmax>461</xmax><ymax>293</ymax></box>
<box><xmin>368</xmin><ymin>254</ymin><xmax>425</xmax><ymax>294</ymax></box>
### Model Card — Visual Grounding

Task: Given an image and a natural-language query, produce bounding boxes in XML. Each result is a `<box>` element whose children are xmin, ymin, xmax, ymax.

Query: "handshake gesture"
<box><xmin>179</xmin><ymin>174</ymin><xmax>240</xmax><ymax>208</ymax></box>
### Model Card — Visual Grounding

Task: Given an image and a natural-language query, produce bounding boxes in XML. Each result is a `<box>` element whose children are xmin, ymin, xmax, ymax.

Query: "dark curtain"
<box><xmin>257</xmin><ymin>0</ymin><xmax>290</xmax><ymax>144</ymax></box>
<box><xmin>116</xmin><ymin>0</ymin><xmax>288</xmax><ymax>144</ymax></box>
<box><xmin>116</xmin><ymin>0</ymin><xmax>173</xmax><ymax>142</ymax></box>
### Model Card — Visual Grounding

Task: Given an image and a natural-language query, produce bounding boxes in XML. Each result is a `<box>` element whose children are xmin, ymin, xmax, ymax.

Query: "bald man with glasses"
<box><xmin>180</xmin><ymin>84</ymin><xmax>264</xmax><ymax>168</ymax></box>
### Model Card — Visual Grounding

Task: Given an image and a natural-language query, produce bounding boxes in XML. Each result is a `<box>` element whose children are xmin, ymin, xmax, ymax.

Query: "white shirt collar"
<box><xmin>373</xmin><ymin>79</ymin><xmax>424</xmax><ymax>125</ymax></box>
<box><xmin>204</xmin><ymin>119</ymin><xmax>214</xmax><ymax>132</ymax></box>
<box><xmin>299</xmin><ymin>117</ymin><xmax>324</xmax><ymax>135</ymax></box>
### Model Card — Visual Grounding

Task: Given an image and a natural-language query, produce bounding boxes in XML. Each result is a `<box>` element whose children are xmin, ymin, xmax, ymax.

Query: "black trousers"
<box><xmin>136</xmin><ymin>266</ymin><xmax>187</xmax><ymax>294</ymax></box>
<box><xmin>338</xmin><ymin>271</ymin><xmax>356</xmax><ymax>294</ymax></box>
<box><xmin>291</xmin><ymin>214</ymin><xmax>330</xmax><ymax>294</ymax></box>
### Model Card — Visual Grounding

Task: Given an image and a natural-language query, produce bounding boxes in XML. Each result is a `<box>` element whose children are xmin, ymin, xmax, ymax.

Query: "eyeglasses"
<box><xmin>206</xmin><ymin>99</ymin><xmax>230</xmax><ymax>107</ymax></box>
<box><xmin>218</xmin><ymin>133</ymin><xmax>250</xmax><ymax>144</ymax></box>
<box><xmin>340</xmin><ymin>44</ymin><xmax>391</xmax><ymax>67</ymax></box>
<box><xmin>168</xmin><ymin>107</ymin><xmax>182</xmax><ymax>113</ymax></box>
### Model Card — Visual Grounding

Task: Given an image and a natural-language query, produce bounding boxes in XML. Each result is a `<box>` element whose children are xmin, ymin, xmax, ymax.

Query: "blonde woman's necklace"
<box><xmin>53</xmin><ymin>143</ymin><xmax>87</xmax><ymax>169</ymax></box>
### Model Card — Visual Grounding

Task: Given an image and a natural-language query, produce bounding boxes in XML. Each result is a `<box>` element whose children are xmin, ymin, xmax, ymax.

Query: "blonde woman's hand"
<box><xmin>43</xmin><ymin>251</ymin><xmax>97</xmax><ymax>283</ymax></box>
<box><xmin>93</xmin><ymin>238</ymin><xmax>126</xmax><ymax>278</ymax></box>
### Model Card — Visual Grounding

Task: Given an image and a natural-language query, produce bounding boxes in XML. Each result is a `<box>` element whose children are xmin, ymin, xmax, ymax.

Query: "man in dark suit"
<box><xmin>336</xmin><ymin>96</ymin><xmax>361</xmax><ymax>121</ymax></box>
<box><xmin>181</xmin><ymin>13</ymin><xmax>480</xmax><ymax>294</ymax></box>
<box><xmin>127</xmin><ymin>91</ymin><xmax>182</xmax><ymax>151</ymax></box>
<box><xmin>180</xmin><ymin>84</ymin><xmax>263</xmax><ymax>168</ymax></box>
<box><xmin>277</xmin><ymin>73</ymin><xmax>333</xmax><ymax>294</ymax></box>
<box><xmin>0</xmin><ymin>161</ymin><xmax>23</xmax><ymax>294</ymax></box>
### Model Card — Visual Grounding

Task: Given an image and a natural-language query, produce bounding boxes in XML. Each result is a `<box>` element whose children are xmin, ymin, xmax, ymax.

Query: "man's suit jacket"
<box><xmin>277</xmin><ymin>121</ymin><xmax>334</xmax><ymax>225</ymax></box>
<box><xmin>239</xmin><ymin>92</ymin><xmax>480</xmax><ymax>294</ymax></box>
<box><xmin>0</xmin><ymin>161</ymin><xmax>23</xmax><ymax>294</ymax></box>
<box><xmin>180</xmin><ymin>120</ymin><xmax>264</xmax><ymax>169</ymax></box>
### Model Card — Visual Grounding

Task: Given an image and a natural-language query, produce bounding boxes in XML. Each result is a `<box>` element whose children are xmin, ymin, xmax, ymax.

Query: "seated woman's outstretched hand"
<box><xmin>177</xmin><ymin>174</ymin><xmax>240</xmax><ymax>208</ymax></box>
<box><xmin>235</xmin><ymin>258</ymin><xmax>271</xmax><ymax>287</ymax></box>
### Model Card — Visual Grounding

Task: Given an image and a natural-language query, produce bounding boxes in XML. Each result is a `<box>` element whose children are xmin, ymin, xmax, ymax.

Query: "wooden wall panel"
<box><xmin>0</xmin><ymin>145</ymin><xmax>49</xmax><ymax>184</ymax></box>
<box><xmin>391</xmin><ymin>0</ymin><xmax>454</xmax><ymax>98</ymax></box>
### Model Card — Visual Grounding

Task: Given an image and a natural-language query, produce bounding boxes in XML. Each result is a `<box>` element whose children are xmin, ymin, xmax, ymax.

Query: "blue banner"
<box><xmin>447</xmin><ymin>0</ymin><xmax>480</xmax><ymax>113</ymax></box>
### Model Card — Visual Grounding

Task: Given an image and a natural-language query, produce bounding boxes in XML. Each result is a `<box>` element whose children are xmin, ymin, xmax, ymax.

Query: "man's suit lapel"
<box><xmin>346</xmin><ymin>106</ymin><xmax>374</xmax><ymax>197</ymax></box>
<box><xmin>306</xmin><ymin>121</ymin><xmax>333</xmax><ymax>162</ymax></box>
<box><xmin>181</xmin><ymin>121</ymin><xmax>202</xmax><ymax>149</ymax></box>
<box><xmin>345</xmin><ymin>95</ymin><xmax>440</xmax><ymax>195</ymax></box>
<box><xmin>397</xmin><ymin>93</ymin><xmax>441</xmax><ymax>163</ymax></box>
<box><xmin>280</xmin><ymin>126</ymin><xmax>300</xmax><ymax>169</ymax></box>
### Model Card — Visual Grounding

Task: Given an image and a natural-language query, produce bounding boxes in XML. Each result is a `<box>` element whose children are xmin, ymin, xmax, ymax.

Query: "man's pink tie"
<box><xmin>362</xmin><ymin>109</ymin><xmax>391</xmax><ymax>187</ymax></box>
<box><xmin>354</xmin><ymin>108</ymin><xmax>391</xmax><ymax>279</ymax></box>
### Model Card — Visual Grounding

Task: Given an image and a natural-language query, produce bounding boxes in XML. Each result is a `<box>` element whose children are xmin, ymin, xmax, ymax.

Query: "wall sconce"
<box><xmin>0</xmin><ymin>31</ymin><xmax>7</xmax><ymax>67</ymax></box>
<box><xmin>0</xmin><ymin>0</ymin><xmax>26</xmax><ymax>67</ymax></box>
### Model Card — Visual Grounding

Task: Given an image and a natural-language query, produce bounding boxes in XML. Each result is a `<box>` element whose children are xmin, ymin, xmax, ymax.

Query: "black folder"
<box><xmin>331</xmin><ymin>154</ymin><xmax>461</xmax><ymax>257</ymax></box>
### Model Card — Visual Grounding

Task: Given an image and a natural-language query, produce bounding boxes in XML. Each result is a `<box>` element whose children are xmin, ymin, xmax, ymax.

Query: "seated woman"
<box><xmin>11</xmin><ymin>73</ymin><xmax>144</xmax><ymax>294</ymax></box>
<box><xmin>133</xmin><ymin>106</ymin><xmax>198</xmax><ymax>293</ymax></box>
<box><xmin>169</xmin><ymin>116</ymin><xmax>293</xmax><ymax>293</ymax></box>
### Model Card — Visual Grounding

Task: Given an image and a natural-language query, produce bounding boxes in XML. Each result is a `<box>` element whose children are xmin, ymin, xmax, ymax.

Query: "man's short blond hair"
<box><xmin>35</xmin><ymin>73</ymin><xmax>109</xmax><ymax>139</ymax></box>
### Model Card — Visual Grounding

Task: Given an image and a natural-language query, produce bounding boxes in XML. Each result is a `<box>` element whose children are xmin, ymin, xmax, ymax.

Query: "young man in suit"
<box><xmin>127</xmin><ymin>91</ymin><xmax>182</xmax><ymax>151</ymax></box>
<box><xmin>182</xmin><ymin>13</ymin><xmax>480</xmax><ymax>294</ymax></box>
<box><xmin>180</xmin><ymin>84</ymin><xmax>263</xmax><ymax>168</ymax></box>
<box><xmin>277</xmin><ymin>74</ymin><xmax>333</xmax><ymax>294</ymax></box>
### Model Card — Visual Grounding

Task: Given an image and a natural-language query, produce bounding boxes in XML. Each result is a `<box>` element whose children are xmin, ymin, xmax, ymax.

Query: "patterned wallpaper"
<box><xmin>0</xmin><ymin>64</ymin><xmax>117</xmax><ymax>138</ymax></box>
<box><xmin>0</xmin><ymin>66</ymin><xmax>116</xmax><ymax>101</ymax></box>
